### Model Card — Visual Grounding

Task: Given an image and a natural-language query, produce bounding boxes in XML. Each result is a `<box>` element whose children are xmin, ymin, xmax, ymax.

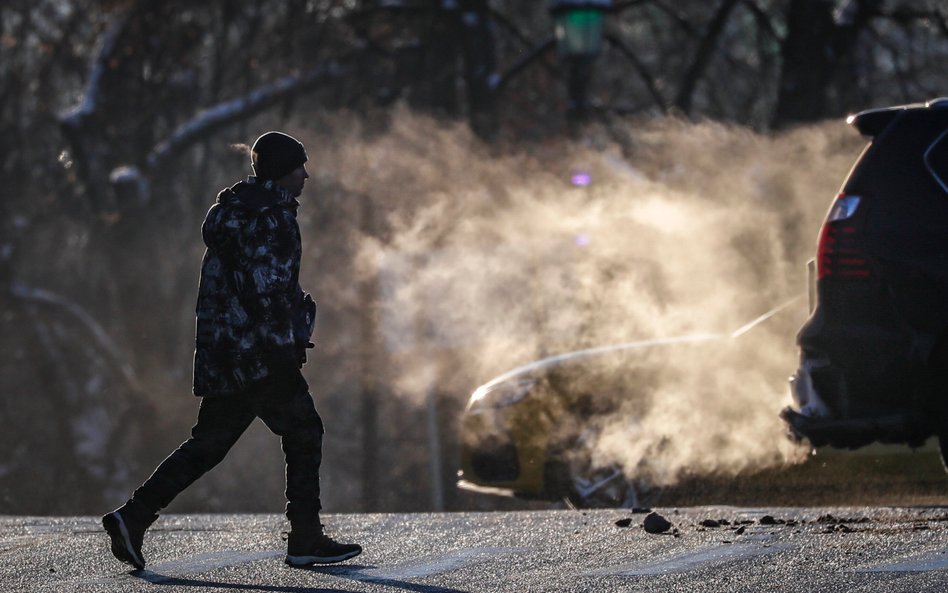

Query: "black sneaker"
<box><xmin>285</xmin><ymin>528</ymin><xmax>362</xmax><ymax>566</ymax></box>
<box><xmin>102</xmin><ymin>501</ymin><xmax>157</xmax><ymax>570</ymax></box>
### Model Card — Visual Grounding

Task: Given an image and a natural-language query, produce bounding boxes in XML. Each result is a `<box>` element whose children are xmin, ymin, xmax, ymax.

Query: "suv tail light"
<box><xmin>816</xmin><ymin>193</ymin><xmax>869</xmax><ymax>280</ymax></box>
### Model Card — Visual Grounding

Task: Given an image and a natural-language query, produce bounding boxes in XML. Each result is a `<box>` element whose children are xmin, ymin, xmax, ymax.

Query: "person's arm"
<box><xmin>238</xmin><ymin>206</ymin><xmax>301</xmax><ymax>362</ymax></box>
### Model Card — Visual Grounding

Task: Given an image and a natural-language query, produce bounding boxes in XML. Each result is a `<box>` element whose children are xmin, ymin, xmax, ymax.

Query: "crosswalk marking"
<box><xmin>584</xmin><ymin>542</ymin><xmax>789</xmax><ymax>577</ymax></box>
<box><xmin>353</xmin><ymin>546</ymin><xmax>531</xmax><ymax>580</ymax></box>
<box><xmin>139</xmin><ymin>549</ymin><xmax>283</xmax><ymax>582</ymax></box>
<box><xmin>855</xmin><ymin>549</ymin><xmax>948</xmax><ymax>573</ymax></box>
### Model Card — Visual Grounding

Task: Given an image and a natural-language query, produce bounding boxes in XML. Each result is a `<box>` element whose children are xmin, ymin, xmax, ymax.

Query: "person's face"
<box><xmin>275</xmin><ymin>164</ymin><xmax>309</xmax><ymax>198</ymax></box>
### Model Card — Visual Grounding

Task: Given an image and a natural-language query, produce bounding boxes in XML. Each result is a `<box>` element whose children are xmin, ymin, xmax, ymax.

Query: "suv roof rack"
<box><xmin>926</xmin><ymin>97</ymin><xmax>948</xmax><ymax>109</ymax></box>
<box><xmin>847</xmin><ymin>97</ymin><xmax>948</xmax><ymax>138</ymax></box>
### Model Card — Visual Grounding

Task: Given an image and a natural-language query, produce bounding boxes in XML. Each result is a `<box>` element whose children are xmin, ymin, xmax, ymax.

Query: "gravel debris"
<box><xmin>643</xmin><ymin>512</ymin><xmax>673</xmax><ymax>534</ymax></box>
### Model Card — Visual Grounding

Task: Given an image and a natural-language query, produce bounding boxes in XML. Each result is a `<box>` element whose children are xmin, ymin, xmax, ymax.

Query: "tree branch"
<box><xmin>9</xmin><ymin>283</ymin><xmax>142</xmax><ymax>393</ymax></box>
<box><xmin>650</xmin><ymin>1</ymin><xmax>699</xmax><ymax>36</ymax></box>
<box><xmin>673</xmin><ymin>0</ymin><xmax>741</xmax><ymax>115</ymax></box>
<box><xmin>612</xmin><ymin>0</ymin><xmax>652</xmax><ymax>13</ymax></box>
<box><xmin>605</xmin><ymin>34</ymin><xmax>668</xmax><ymax>110</ymax></box>
<box><xmin>883</xmin><ymin>6</ymin><xmax>948</xmax><ymax>37</ymax></box>
<box><xmin>738</xmin><ymin>0</ymin><xmax>781</xmax><ymax>42</ymax></box>
<box><xmin>490</xmin><ymin>38</ymin><xmax>556</xmax><ymax>93</ymax></box>
<box><xmin>145</xmin><ymin>63</ymin><xmax>344</xmax><ymax>171</ymax></box>
<box><xmin>57</xmin><ymin>13</ymin><xmax>130</xmax><ymax>203</ymax></box>
<box><xmin>487</xmin><ymin>6</ymin><xmax>537</xmax><ymax>49</ymax></box>
<box><xmin>59</xmin><ymin>15</ymin><xmax>127</xmax><ymax>132</ymax></box>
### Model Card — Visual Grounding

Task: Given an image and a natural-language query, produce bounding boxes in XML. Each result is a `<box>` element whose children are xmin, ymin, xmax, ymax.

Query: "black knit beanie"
<box><xmin>250</xmin><ymin>131</ymin><xmax>308</xmax><ymax>180</ymax></box>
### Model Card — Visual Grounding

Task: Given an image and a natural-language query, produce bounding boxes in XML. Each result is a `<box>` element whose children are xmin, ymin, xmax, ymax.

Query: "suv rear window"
<box><xmin>925</xmin><ymin>130</ymin><xmax>948</xmax><ymax>195</ymax></box>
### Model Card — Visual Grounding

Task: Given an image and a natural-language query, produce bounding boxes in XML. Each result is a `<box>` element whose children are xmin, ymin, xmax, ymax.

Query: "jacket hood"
<box><xmin>202</xmin><ymin>177</ymin><xmax>299</xmax><ymax>251</ymax></box>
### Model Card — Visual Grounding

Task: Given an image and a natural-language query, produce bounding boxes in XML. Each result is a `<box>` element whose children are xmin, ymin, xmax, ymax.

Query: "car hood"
<box><xmin>468</xmin><ymin>295</ymin><xmax>804</xmax><ymax>408</ymax></box>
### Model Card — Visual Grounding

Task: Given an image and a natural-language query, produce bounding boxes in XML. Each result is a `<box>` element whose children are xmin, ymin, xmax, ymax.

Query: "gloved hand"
<box><xmin>297</xmin><ymin>341</ymin><xmax>316</xmax><ymax>367</ymax></box>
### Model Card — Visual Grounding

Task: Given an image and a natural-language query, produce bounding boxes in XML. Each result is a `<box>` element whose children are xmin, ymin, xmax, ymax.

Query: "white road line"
<box><xmin>152</xmin><ymin>549</ymin><xmax>284</xmax><ymax>573</ymax></box>
<box><xmin>855</xmin><ymin>549</ymin><xmax>948</xmax><ymax>573</ymax></box>
<box><xmin>71</xmin><ymin>549</ymin><xmax>284</xmax><ymax>588</ymax></box>
<box><xmin>585</xmin><ymin>543</ymin><xmax>789</xmax><ymax>577</ymax></box>
<box><xmin>344</xmin><ymin>546</ymin><xmax>531</xmax><ymax>581</ymax></box>
<box><xmin>144</xmin><ymin>549</ymin><xmax>284</xmax><ymax>577</ymax></box>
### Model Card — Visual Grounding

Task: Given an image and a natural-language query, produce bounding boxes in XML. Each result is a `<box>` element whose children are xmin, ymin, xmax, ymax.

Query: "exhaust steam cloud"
<box><xmin>310</xmin><ymin>111</ymin><xmax>863</xmax><ymax>485</ymax></box>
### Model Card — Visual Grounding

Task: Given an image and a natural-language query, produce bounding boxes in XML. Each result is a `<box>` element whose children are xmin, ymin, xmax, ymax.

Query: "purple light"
<box><xmin>575</xmin><ymin>233</ymin><xmax>591</xmax><ymax>246</ymax></box>
<box><xmin>570</xmin><ymin>171</ymin><xmax>592</xmax><ymax>187</ymax></box>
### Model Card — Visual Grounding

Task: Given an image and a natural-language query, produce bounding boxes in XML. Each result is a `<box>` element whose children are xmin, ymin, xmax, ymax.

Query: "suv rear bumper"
<box><xmin>780</xmin><ymin>407</ymin><xmax>928</xmax><ymax>449</ymax></box>
<box><xmin>784</xmin><ymin>350</ymin><xmax>934</xmax><ymax>448</ymax></box>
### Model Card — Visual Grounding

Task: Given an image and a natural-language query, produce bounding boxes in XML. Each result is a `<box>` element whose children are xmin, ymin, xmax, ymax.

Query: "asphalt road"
<box><xmin>3</xmin><ymin>507</ymin><xmax>948</xmax><ymax>593</ymax></box>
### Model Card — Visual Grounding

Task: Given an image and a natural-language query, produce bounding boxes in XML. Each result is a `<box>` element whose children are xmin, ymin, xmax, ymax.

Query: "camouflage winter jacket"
<box><xmin>193</xmin><ymin>177</ymin><xmax>316</xmax><ymax>397</ymax></box>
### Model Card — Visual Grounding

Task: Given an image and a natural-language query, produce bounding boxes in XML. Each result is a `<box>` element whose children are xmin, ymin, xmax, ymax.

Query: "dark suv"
<box><xmin>782</xmin><ymin>98</ymin><xmax>948</xmax><ymax>464</ymax></box>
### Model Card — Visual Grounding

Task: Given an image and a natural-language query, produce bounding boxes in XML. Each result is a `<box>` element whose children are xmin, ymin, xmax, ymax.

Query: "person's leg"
<box><xmin>103</xmin><ymin>394</ymin><xmax>254</xmax><ymax>569</ymax></box>
<box><xmin>254</xmin><ymin>369</ymin><xmax>361</xmax><ymax>565</ymax></box>
<box><xmin>253</xmin><ymin>369</ymin><xmax>323</xmax><ymax>525</ymax></box>
<box><xmin>130</xmin><ymin>394</ymin><xmax>256</xmax><ymax>513</ymax></box>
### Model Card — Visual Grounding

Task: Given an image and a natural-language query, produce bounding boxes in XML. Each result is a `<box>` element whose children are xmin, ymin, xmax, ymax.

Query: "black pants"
<box><xmin>131</xmin><ymin>368</ymin><xmax>324</xmax><ymax>525</ymax></box>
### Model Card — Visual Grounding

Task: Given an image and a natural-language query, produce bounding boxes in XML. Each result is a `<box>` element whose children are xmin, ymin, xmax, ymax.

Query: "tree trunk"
<box><xmin>772</xmin><ymin>0</ymin><xmax>881</xmax><ymax>129</ymax></box>
<box><xmin>673</xmin><ymin>0</ymin><xmax>741</xmax><ymax>116</ymax></box>
<box><xmin>772</xmin><ymin>0</ymin><xmax>837</xmax><ymax>128</ymax></box>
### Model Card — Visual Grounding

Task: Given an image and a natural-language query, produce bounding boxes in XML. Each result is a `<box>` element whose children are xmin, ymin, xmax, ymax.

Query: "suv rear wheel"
<box><xmin>938</xmin><ymin>433</ymin><xmax>948</xmax><ymax>473</ymax></box>
<box><xmin>927</xmin><ymin>335</ymin><xmax>948</xmax><ymax>473</ymax></box>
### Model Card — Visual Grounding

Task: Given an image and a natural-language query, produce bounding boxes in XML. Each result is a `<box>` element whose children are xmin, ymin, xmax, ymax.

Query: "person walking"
<box><xmin>102</xmin><ymin>131</ymin><xmax>361</xmax><ymax>569</ymax></box>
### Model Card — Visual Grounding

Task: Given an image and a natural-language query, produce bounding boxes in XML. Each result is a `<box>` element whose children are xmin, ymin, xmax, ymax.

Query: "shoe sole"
<box><xmin>285</xmin><ymin>547</ymin><xmax>362</xmax><ymax>566</ymax></box>
<box><xmin>102</xmin><ymin>512</ymin><xmax>145</xmax><ymax>570</ymax></box>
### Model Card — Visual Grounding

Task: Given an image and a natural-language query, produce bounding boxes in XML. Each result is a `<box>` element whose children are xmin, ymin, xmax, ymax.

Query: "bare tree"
<box><xmin>3</xmin><ymin>0</ymin><xmax>948</xmax><ymax>514</ymax></box>
<box><xmin>772</xmin><ymin>0</ymin><xmax>948</xmax><ymax>128</ymax></box>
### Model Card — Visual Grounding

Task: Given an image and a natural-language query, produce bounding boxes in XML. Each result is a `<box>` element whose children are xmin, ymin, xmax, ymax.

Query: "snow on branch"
<box><xmin>59</xmin><ymin>16</ymin><xmax>127</xmax><ymax>130</ymax></box>
<box><xmin>146</xmin><ymin>63</ymin><xmax>344</xmax><ymax>171</ymax></box>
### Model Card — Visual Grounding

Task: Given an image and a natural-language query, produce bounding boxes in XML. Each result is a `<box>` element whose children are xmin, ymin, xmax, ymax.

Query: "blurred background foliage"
<box><xmin>0</xmin><ymin>0</ymin><xmax>946</xmax><ymax>514</ymax></box>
